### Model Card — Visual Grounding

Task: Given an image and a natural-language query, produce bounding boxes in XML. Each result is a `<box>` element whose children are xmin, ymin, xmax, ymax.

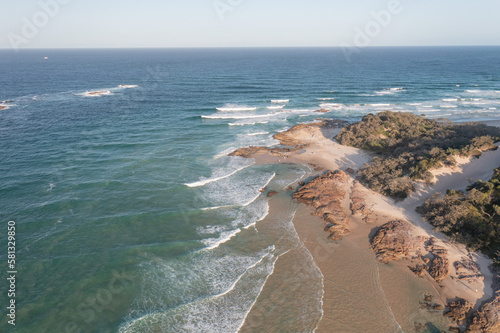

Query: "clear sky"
<box><xmin>1</xmin><ymin>0</ymin><xmax>499</xmax><ymax>49</ymax></box>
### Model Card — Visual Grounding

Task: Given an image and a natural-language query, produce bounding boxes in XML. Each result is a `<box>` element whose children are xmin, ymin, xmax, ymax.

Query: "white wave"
<box><xmin>247</xmin><ymin>132</ymin><xmax>269</xmax><ymax>136</ymax></box>
<box><xmin>236</xmin><ymin>251</ymin><xmax>278</xmax><ymax>332</ymax></box>
<box><xmin>203</xmin><ymin>113</ymin><xmax>275</xmax><ymax>120</ymax></box>
<box><xmin>214</xmin><ymin>249</ymin><xmax>274</xmax><ymax>295</ymax></box>
<box><xmin>422</xmin><ymin>105</ymin><xmax>434</xmax><ymax>108</ymax></box>
<box><xmin>317</xmin><ymin>98</ymin><xmax>335</xmax><ymax>101</ymax></box>
<box><xmin>242</xmin><ymin>173</ymin><xmax>275</xmax><ymax>207</ymax></box>
<box><xmin>119</xmin><ymin>247</ymin><xmax>276</xmax><ymax>333</ymax></box>
<box><xmin>203</xmin><ymin>228</ymin><xmax>242</xmax><ymax>250</ymax></box>
<box><xmin>185</xmin><ymin>164</ymin><xmax>253</xmax><ymax>188</ymax></box>
<box><xmin>407</xmin><ymin>103</ymin><xmax>422</xmax><ymax>106</ymax></box>
<box><xmin>374</xmin><ymin>87</ymin><xmax>404</xmax><ymax>95</ymax></box>
<box><xmin>266</xmin><ymin>105</ymin><xmax>285</xmax><ymax>109</ymax></box>
<box><xmin>217</xmin><ymin>104</ymin><xmax>257</xmax><ymax>112</ymax></box>
<box><xmin>442</xmin><ymin>98</ymin><xmax>458</xmax><ymax>102</ymax></box>
<box><xmin>440</xmin><ymin>105</ymin><xmax>458</xmax><ymax>108</ymax></box>
<box><xmin>286</xmin><ymin>108</ymin><xmax>316</xmax><ymax>113</ymax></box>
<box><xmin>271</xmin><ymin>99</ymin><xmax>289</xmax><ymax>103</ymax></box>
<box><xmin>370</xmin><ymin>103</ymin><xmax>392</xmax><ymax>107</ymax></box>
<box><xmin>319</xmin><ymin>103</ymin><xmax>345</xmax><ymax>109</ymax></box>
<box><xmin>490</xmin><ymin>107</ymin><xmax>497</xmax><ymax>110</ymax></box>
<box><xmin>79</xmin><ymin>90</ymin><xmax>113</xmax><ymax>97</ymax></box>
<box><xmin>201</xmin><ymin>205</ymin><xmax>235</xmax><ymax>211</ymax></box>
<box><xmin>466</xmin><ymin>90</ymin><xmax>482</xmax><ymax>93</ymax></box>
<box><xmin>118</xmin><ymin>84</ymin><xmax>139</xmax><ymax>89</ymax></box>
<box><xmin>228</xmin><ymin>121</ymin><xmax>269</xmax><ymax>126</ymax></box>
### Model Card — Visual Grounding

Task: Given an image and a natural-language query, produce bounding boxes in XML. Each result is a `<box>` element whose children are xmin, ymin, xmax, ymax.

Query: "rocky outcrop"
<box><xmin>466</xmin><ymin>293</ymin><xmax>500</xmax><ymax>333</ymax></box>
<box><xmin>371</xmin><ymin>220</ymin><xmax>426</xmax><ymax>264</ymax></box>
<box><xmin>267</xmin><ymin>190</ymin><xmax>278</xmax><ymax>197</ymax></box>
<box><xmin>229</xmin><ymin>119</ymin><xmax>347</xmax><ymax>158</ymax></box>
<box><xmin>272</xmin><ymin>121</ymin><xmax>323</xmax><ymax>147</ymax></box>
<box><xmin>292</xmin><ymin>170</ymin><xmax>350</xmax><ymax>240</ymax></box>
<box><xmin>229</xmin><ymin>146</ymin><xmax>295</xmax><ymax>158</ymax></box>
<box><xmin>349</xmin><ymin>180</ymin><xmax>374</xmax><ymax>223</ymax></box>
<box><xmin>426</xmin><ymin>238</ymin><xmax>450</xmax><ymax>283</ymax></box>
<box><xmin>454</xmin><ymin>256</ymin><xmax>484</xmax><ymax>285</ymax></box>
<box><xmin>445</xmin><ymin>298</ymin><xmax>473</xmax><ymax>322</ymax></box>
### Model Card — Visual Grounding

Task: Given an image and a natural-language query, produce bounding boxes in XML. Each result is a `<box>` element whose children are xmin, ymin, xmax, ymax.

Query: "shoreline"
<box><xmin>236</xmin><ymin>118</ymin><xmax>500</xmax><ymax>332</ymax></box>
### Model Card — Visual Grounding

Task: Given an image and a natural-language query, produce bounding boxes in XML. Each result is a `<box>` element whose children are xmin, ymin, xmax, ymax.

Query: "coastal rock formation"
<box><xmin>229</xmin><ymin>119</ymin><xmax>347</xmax><ymax>159</ymax></box>
<box><xmin>454</xmin><ymin>256</ymin><xmax>484</xmax><ymax>285</ymax></box>
<box><xmin>292</xmin><ymin>170</ymin><xmax>350</xmax><ymax>240</ymax></box>
<box><xmin>229</xmin><ymin>146</ymin><xmax>295</xmax><ymax>158</ymax></box>
<box><xmin>426</xmin><ymin>238</ymin><xmax>450</xmax><ymax>283</ymax></box>
<box><xmin>267</xmin><ymin>190</ymin><xmax>278</xmax><ymax>197</ymax></box>
<box><xmin>349</xmin><ymin>180</ymin><xmax>374</xmax><ymax>223</ymax></box>
<box><xmin>467</xmin><ymin>293</ymin><xmax>500</xmax><ymax>333</ymax></box>
<box><xmin>272</xmin><ymin>120</ymin><xmax>337</xmax><ymax>147</ymax></box>
<box><xmin>371</xmin><ymin>220</ymin><xmax>426</xmax><ymax>263</ymax></box>
<box><xmin>444</xmin><ymin>298</ymin><xmax>473</xmax><ymax>322</ymax></box>
<box><xmin>0</xmin><ymin>106</ymin><xmax>6</xmax><ymax>110</ymax></box>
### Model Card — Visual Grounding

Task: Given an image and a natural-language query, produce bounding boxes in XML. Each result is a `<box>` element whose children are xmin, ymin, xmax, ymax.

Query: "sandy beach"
<box><xmin>235</xmin><ymin>119</ymin><xmax>500</xmax><ymax>332</ymax></box>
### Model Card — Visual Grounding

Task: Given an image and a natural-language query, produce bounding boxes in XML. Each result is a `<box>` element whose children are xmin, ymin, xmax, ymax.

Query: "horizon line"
<box><xmin>1</xmin><ymin>44</ymin><xmax>500</xmax><ymax>51</ymax></box>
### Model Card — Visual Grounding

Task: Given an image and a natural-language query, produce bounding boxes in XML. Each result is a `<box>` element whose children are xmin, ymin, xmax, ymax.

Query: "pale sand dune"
<box><xmin>243</xmin><ymin>120</ymin><xmax>500</xmax><ymax>331</ymax></box>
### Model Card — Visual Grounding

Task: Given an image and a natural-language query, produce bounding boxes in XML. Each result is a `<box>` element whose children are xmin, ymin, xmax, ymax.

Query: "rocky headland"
<box><xmin>232</xmin><ymin>113</ymin><xmax>500</xmax><ymax>332</ymax></box>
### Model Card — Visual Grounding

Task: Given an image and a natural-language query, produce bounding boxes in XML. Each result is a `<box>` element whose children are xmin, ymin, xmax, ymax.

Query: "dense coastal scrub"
<box><xmin>418</xmin><ymin>168</ymin><xmax>500</xmax><ymax>264</ymax></box>
<box><xmin>336</xmin><ymin>112</ymin><xmax>500</xmax><ymax>198</ymax></box>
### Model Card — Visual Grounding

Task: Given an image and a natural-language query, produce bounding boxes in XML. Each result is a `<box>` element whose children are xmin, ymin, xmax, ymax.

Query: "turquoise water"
<box><xmin>1</xmin><ymin>47</ymin><xmax>500</xmax><ymax>332</ymax></box>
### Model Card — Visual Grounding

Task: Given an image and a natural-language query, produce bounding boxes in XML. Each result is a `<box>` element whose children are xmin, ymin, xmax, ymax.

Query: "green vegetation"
<box><xmin>418</xmin><ymin>168</ymin><xmax>500</xmax><ymax>264</ymax></box>
<box><xmin>336</xmin><ymin>112</ymin><xmax>500</xmax><ymax>198</ymax></box>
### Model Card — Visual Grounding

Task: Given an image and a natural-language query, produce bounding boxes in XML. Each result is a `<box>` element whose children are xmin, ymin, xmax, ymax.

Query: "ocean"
<box><xmin>1</xmin><ymin>47</ymin><xmax>500</xmax><ymax>333</ymax></box>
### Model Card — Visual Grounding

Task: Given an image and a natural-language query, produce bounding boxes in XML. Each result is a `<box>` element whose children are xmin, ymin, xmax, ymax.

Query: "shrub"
<box><xmin>337</xmin><ymin>112</ymin><xmax>500</xmax><ymax>198</ymax></box>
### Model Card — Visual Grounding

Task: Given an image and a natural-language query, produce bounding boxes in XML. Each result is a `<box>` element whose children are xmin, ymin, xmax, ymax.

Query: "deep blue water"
<box><xmin>1</xmin><ymin>47</ymin><xmax>500</xmax><ymax>333</ymax></box>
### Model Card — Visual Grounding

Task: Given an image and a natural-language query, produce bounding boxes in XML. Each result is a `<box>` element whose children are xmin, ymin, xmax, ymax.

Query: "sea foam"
<box><xmin>216</xmin><ymin>104</ymin><xmax>257</xmax><ymax>112</ymax></box>
<box><xmin>185</xmin><ymin>164</ymin><xmax>253</xmax><ymax>188</ymax></box>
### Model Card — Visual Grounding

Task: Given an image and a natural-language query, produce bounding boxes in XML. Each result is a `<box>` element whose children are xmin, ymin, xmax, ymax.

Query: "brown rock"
<box><xmin>293</xmin><ymin>170</ymin><xmax>350</xmax><ymax>240</ymax></box>
<box><xmin>409</xmin><ymin>265</ymin><xmax>426</xmax><ymax>277</ymax></box>
<box><xmin>345</xmin><ymin>167</ymin><xmax>356</xmax><ymax>175</ymax></box>
<box><xmin>454</xmin><ymin>257</ymin><xmax>484</xmax><ymax>284</ymax></box>
<box><xmin>428</xmin><ymin>255</ymin><xmax>450</xmax><ymax>283</ymax></box>
<box><xmin>229</xmin><ymin>146</ymin><xmax>295</xmax><ymax>158</ymax></box>
<box><xmin>445</xmin><ymin>298</ymin><xmax>473</xmax><ymax>322</ymax></box>
<box><xmin>349</xmin><ymin>180</ymin><xmax>371</xmax><ymax>218</ymax></box>
<box><xmin>371</xmin><ymin>220</ymin><xmax>425</xmax><ymax>263</ymax></box>
<box><xmin>449</xmin><ymin>327</ymin><xmax>460</xmax><ymax>333</ymax></box>
<box><xmin>466</xmin><ymin>293</ymin><xmax>500</xmax><ymax>333</ymax></box>
<box><xmin>267</xmin><ymin>190</ymin><xmax>278</xmax><ymax>197</ymax></box>
<box><xmin>286</xmin><ymin>186</ymin><xmax>294</xmax><ymax>191</ymax></box>
<box><xmin>425</xmin><ymin>238</ymin><xmax>450</xmax><ymax>282</ymax></box>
